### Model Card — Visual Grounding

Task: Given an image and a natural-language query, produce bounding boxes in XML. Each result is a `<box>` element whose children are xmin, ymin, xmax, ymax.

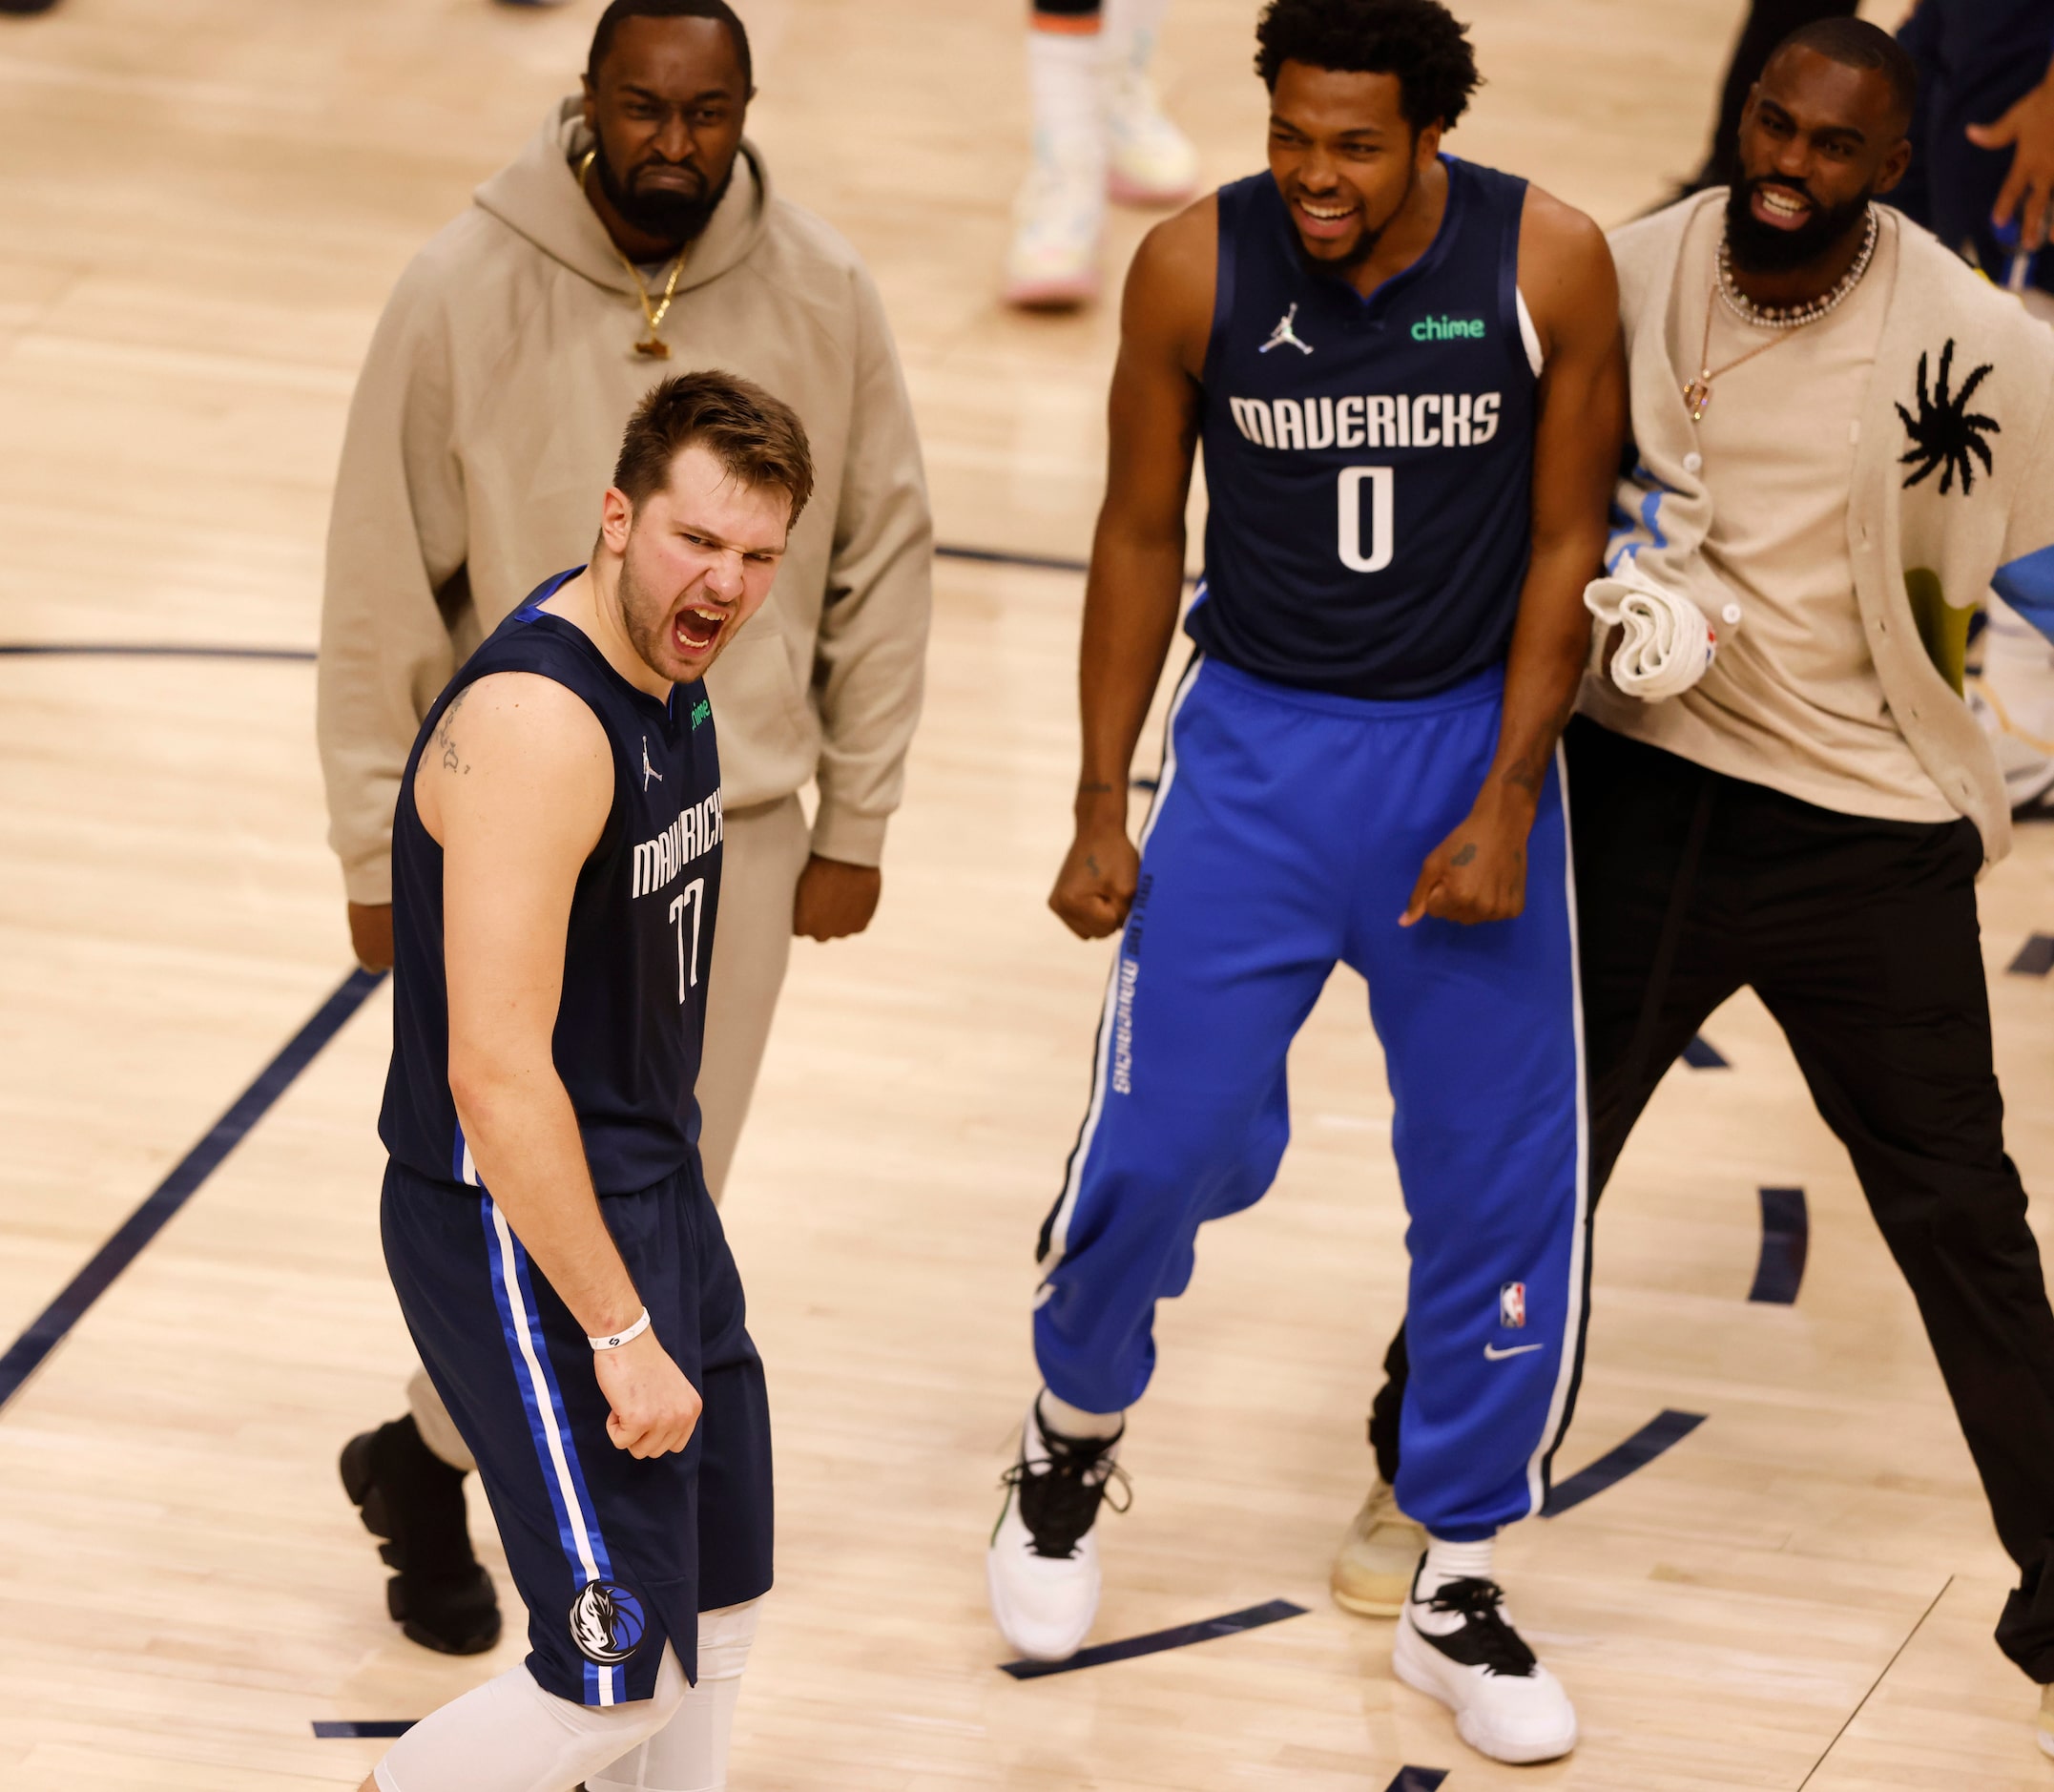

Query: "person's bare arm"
<box><xmin>1403</xmin><ymin>190</ymin><xmax>1625</xmax><ymax>927</ymax></box>
<box><xmin>423</xmin><ymin>673</ymin><xmax>701</xmax><ymax>1460</ymax></box>
<box><xmin>1968</xmin><ymin>47</ymin><xmax>2054</xmax><ymax>251</ymax></box>
<box><xmin>1049</xmin><ymin>203</ymin><xmax>1215</xmax><ymax>939</ymax></box>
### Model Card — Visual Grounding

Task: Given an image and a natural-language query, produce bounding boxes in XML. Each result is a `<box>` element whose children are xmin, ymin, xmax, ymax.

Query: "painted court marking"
<box><xmin>314</xmin><ymin>1720</ymin><xmax>414</xmax><ymax>1739</ymax></box>
<box><xmin>1749</xmin><ymin>1186</ymin><xmax>1809</xmax><ymax>1305</ymax></box>
<box><xmin>0</xmin><ymin>969</ymin><xmax>385</xmax><ymax>1413</ymax></box>
<box><xmin>1384</xmin><ymin>1771</ymin><xmax>1449</xmax><ymax>1792</ymax></box>
<box><xmin>1000</xmin><ymin>1597</ymin><xmax>1307</xmax><ymax>1679</ymax></box>
<box><xmin>2009</xmin><ymin>933</ymin><xmax>2054</xmax><ymax>977</ymax></box>
<box><xmin>1543</xmin><ymin>1409</ymin><xmax>1707</xmax><ymax>1517</ymax></box>
<box><xmin>1681</xmin><ymin>1033</ymin><xmax>1729</xmax><ymax>1069</ymax></box>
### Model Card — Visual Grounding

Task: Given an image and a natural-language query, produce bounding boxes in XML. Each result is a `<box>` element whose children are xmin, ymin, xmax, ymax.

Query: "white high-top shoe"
<box><xmin>1106</xmin><ymin>65</ymin><xmax>1199</xmax><ymax>207</ymax></box>
<box><xmin>1392</xmin><ymin>1561</ymin><xmax>1578</xmax><ymax>1764</ymax></box>
<box><xmin>986</xmin><ymin>1397</ymin><xmax>1127</xmax><ymax>1660</ymax></box>
<box><xmin>1003</xmin><ymin>150</ymin><xmax>1107</xmax><ymax>310</ymax></box>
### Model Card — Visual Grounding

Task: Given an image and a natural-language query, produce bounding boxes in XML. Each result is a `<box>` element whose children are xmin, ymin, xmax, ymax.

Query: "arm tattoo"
<box><xmin>1500</xmin><ymin>690</ymin><xmax>1579</xmax><ymax>797</ymax></box>
<box><xmin>433</xmin><ymin>686</ymin><xmax>471</xmax><ymax>775</ymax></box>
<box><xmin>1077</xmin><ymin>781</ymin><xmax>1117</xmax><ymax>796</ymax></box>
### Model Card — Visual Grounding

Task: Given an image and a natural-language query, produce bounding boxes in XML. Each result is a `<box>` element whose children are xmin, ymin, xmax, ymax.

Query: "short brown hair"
<box><xmin>612</xmin><ymin>370</ymin><xmax>815</xmax><ymax>526</ymax></box>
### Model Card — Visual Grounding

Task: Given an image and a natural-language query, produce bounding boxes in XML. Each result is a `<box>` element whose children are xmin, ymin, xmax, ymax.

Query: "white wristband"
<box><xmin>588</xmin><ymin>1307</ymin><xmax>651</xmax><ymax>1351</ymax></box>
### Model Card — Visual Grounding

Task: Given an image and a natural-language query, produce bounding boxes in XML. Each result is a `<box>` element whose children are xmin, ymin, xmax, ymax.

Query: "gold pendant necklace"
<box><xmin>578</xmin><ymin>148</ymin><xmax>687</xmax><ymax>358</ymax></box>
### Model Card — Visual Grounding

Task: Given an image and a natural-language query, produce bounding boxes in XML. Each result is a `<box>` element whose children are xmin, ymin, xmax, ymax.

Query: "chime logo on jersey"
<box><xmin>1500</xmin><ymin>1281</ymin><xmax>1527</xmax><ymax>1329</ymax></box>
<box><xmin>569</xmin><ymin>1578</ymin><xmax>647</xmax><ymax>1665</ymax></box>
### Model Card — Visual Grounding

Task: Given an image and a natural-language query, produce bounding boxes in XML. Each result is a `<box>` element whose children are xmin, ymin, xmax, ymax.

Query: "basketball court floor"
<box><xmin>3</xmin><ymin>0</ymin><xmax>2051</xmax><ymax>1785</ymax></box>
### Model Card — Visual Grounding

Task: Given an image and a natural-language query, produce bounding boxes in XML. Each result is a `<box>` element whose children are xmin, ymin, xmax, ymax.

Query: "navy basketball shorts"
<box><xmin>1033</xmin><ymin>656</ymin><xmax>1589</xmax><ymax>1540</ymax></box>
<box><xmin>382</xmin><ymin>1157</ymin><xmax>773</xmax><ymax>1704</ymax></box>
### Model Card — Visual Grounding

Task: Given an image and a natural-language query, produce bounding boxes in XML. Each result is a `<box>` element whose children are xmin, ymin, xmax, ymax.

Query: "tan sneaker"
<box><xmin>1331</xmin><ymin>1477</ymin><xmax>1427</xmax><ymax>1618</ymax></box>
<box><xmin>2039</xmin><ymin>1683</ymin><xmax>2054</xmax><ymax>1760</ymax></box>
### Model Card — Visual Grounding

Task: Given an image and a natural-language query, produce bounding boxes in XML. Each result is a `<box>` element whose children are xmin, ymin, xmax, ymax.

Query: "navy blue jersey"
<box><xmin>1191</xmin><ymin>156</ymin><xmax>1538</xmax><ymax>698</ymax></box>
<box><xmin>381</xmin><ymin>570</ymin><xmax>724</xmax><ymax>1197</ymax></box>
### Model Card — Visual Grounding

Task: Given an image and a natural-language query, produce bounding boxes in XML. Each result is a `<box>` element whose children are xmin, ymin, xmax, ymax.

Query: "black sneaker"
<box><xmin>340</xmin><ymin>1415</ymin><xmax>501</xmax><ymax>1656</ymax></box>
<box><xmin>1392</xmin><ymin>1566</ymin><xmax>1577</xmax><ymax>1763</ymax></box>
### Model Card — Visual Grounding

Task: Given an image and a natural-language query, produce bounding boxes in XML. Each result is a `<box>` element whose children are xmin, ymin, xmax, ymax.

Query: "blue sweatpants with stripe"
<box><xmin>1034</xmin><ymin>657</ymin><xmax>1588</xmax><ymax>1540</ymax></box>
<box><xmin>383</xmin><ymin>1158</ymin><xmax>773</xmax><ymax>1704</ymax></box>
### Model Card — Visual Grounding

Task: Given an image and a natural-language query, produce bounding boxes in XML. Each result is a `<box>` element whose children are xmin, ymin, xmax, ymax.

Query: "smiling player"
<box><xmin>983</xmin><ymin>0</ymin><xmax>1624</xmax><ymax>1766</ymax></box>
<box><xmin>360</xmin><ymin>373</ymin><xmax>808</xmax><ymax>1792</ymax></box>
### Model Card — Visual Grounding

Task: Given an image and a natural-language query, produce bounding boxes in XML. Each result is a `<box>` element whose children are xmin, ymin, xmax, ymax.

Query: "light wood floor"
<box><xmin>5</xmin><ymin>0</ymin><xmax>2052</xmax><ymax>1786</ymax></box>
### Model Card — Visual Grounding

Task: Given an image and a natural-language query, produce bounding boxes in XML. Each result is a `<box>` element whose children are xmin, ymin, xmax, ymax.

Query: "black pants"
<box><xmin>1369</xmin><ymin>717</ymin><xmax>2054</xmax><ymax>1681</ymax></box>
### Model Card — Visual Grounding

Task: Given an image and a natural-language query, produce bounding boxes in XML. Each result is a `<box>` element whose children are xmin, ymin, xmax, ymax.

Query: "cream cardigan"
<box><xmin>1589</xmin><ymin>192</ymin><xmax>2054</xmax><ymax>865</ymax></box>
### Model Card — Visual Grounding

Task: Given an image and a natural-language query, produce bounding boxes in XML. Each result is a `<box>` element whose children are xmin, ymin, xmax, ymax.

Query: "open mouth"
<box><xmin>1750</xmin><ymin>183</ymin><xmax>1813</xmax><ymax>230</ymax></box>
<box><xmin>1292</xmin><ymin>193</ymin><xmax>1359</xmax><ymax>241</ymax></box>
<box><xmin>674</xmin><ymin>604</ymin><xmax>725</xmax><ymax>656</ymax></box>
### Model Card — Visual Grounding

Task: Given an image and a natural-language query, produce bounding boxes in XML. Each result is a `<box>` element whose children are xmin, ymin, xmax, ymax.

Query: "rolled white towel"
<box><xmin>1585</xmin><ymin>565</ymin><xmax>1720</xmax><ymax>700</ymax></box>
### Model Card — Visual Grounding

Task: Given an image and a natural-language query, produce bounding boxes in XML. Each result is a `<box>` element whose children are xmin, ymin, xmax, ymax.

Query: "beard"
<box><xmin>615</xmin><ymin>537</ymin><xmax>688</xmax><ymax>680</ymax></box>
<box><xmin>1725</xmin><ymin>175</ymin><xmax>1874</xmax><ymax>276</ymax></box>
<box><xmin>592</xmin><ymin>140</ymin><xmax>734</xmax><ymax>247</ymax></box>
<box><xmin>1294</xmin><ymin>163</ymin><xmax>1416</xmax><ymax>282</ymax></box>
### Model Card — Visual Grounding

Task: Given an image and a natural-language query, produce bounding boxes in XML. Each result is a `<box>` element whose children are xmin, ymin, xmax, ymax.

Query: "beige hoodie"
<box><xmin>318</xmin><ymin>101</ymin><xmax>932</xmax><ymax>906</ymax></box>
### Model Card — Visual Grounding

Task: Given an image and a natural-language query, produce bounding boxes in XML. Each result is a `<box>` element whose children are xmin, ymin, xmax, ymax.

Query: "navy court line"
<box><xmin>1681</xmin><ymin>1033</ymin><xmax>1729</xmax><ymax>1069</ymax></box>
<box><xmin>314</xmin><ymin>1720</ymin><xmax>415</xmax><ymax>1739</ymax></box>
<box><xmin>2009</xmin><ymin>932</ymin><xmax>2054</xmax><ymax>976</ymax></box>
<box><xmin>1749</xmin><ymin>1186</ymin><xmax>1809</xmax><ymax>1304</ymax></box>
<box><xmin>1000</xmin><ymin>1597</ymin><xmax>1307</xmax><ymax>1678</ymax></box>
<box><xmin>1384</xmin><ymin>1771</ymin><xmax>1449</xmax><ymax>1792</ymax></box>
<box><xmin>0</xmin><ymin>969</ymin><xmax>386</xmax><ymax>1413</ymax></box>
<box><xmin>0</xmin><ymin>642</ymin><xmax>318</xmax><ymax>662</ymax></box>
<box><xmin>935</xmin><ymin>541</ymin><xmax>1200</xmax><ymax>586</ymax></box>
<box><xmin>1542</xmin><ymin>1410</ymin><xmax>1707</xmax><ymax>1517</ymax></box>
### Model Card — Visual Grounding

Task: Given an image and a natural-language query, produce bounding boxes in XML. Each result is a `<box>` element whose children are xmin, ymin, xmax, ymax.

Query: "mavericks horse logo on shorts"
<box><xmin>1500</xmin><ymin>1281</ymin><xmax>1527</xmax><ymax>1329</ymax></box>
<box><xmin>569</xmin><ymin>1578</ymin><xmax>648</xmax><ymax>1664</ymax></box>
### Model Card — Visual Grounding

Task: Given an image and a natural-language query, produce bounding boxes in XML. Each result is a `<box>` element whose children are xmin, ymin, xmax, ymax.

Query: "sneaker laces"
<box><xmin>1421</xmin><ymin>1576</ymin><xmax>1539</xmax><ymax>1677</ymax></box>
<box><xmin>1000</xmin><ymin>1424</ymin><xmax>1131</xmax><ymax>1560</ymax></box>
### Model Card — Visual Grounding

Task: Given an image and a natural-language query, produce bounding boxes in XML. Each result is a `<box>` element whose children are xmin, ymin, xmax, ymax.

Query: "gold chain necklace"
<box><xmin>1683</xmin><ymin>209</ymin><xmax>1878</xmax><ymax>423</ymax></box>
<box><xmin>578</xmin><ymin>148</ymin><xmax>687</xmax><ymax>359</ymax></box>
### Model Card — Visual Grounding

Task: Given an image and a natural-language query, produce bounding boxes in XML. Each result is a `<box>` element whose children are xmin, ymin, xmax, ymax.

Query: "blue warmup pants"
<box><xmin>1032</xmin><ymin>657</ymin><xmax>1589</xmax><ymax>1539</ymax></box>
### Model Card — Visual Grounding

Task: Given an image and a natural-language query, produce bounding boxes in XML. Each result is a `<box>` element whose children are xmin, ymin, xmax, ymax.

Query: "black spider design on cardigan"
<box><xmin>1897</xmin><ymin>339</ymin><xmax>1999</xmax><ymax>495</ymax></box>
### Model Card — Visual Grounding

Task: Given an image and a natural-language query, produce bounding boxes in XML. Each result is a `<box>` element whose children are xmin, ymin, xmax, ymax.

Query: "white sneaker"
<box><xmin>986</xmin><ymin>1398</ymin><xmax>1127</xmax><ymax>1660</ymax></box>
<box><xmin>1331</xmin><ymin>1477</ymin><xmax>1427</xmax><ymax>1618</ymax></box>
<box><xmin>1106</xmin><ymin>68</ymin><xmax>1199</xmax><ymax>207</ymax></box>
<box><xmin>1003</xmin><ymin>155</ymin><xmax>1105</xmax><ymax>309</ymax></box>
<box><xmin>1392</xmin><ymin>1565</ymin><xmax>1577</xmax><ymax>1764</ymax></box>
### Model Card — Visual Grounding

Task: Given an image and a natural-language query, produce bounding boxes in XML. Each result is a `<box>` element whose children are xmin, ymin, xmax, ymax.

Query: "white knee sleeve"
<box><xmin>373</xmin><ymin>1645</ymin><xmax>687</xmax><ymax>1792</ymax></box>
<box><xmin>586</xmin><ymin>1600</ymin><xmax>761</xmax><ymax>1792</ymax></box>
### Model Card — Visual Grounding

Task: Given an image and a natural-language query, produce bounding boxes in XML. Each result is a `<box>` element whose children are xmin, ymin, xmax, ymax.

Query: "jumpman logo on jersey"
<box><xmin>641</xmin><ymin>736</ymin><xmax>663</xmax><ymax>791</ymax></box>
<box><xmin>1258</xmin><ymin>302</ymin><xmax>1314</xmax><ymax>356</ymax></box>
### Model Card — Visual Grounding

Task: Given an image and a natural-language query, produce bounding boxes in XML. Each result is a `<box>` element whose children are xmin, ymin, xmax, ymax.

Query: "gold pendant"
<box><xmin>634</xmin><ymin>336</ymin><xmax>671</xmax><ymax>360</ymax></box>
<box><xmin>1683</xmin><ymin>377</ymin><xmax>1712</xmax><ymax>422</ymax></box>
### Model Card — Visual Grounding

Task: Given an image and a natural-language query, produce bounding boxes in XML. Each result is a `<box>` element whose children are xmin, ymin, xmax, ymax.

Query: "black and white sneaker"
<box><xmin>1392</xmin><ymin>1564</ymin><xmax>1577</xmax><ymax>1763</ymax></box>
<box><xmin>985</xmin><ymin>1397</ymin><xmax>1128</xmax><ymax>1660</ymax></box>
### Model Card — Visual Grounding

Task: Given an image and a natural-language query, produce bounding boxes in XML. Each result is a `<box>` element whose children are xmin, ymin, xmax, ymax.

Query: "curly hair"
<box><xmin>1254</xmin><ymin>0</ymin><xmax>1481</xmax><ymax>134</ymax></box>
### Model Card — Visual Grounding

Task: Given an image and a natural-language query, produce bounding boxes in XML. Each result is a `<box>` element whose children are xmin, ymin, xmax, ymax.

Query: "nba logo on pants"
<box><xmin>1500</xmin><ymin>1282</ymin><xmax>1527</xmax><ymax>1329</ymax></box>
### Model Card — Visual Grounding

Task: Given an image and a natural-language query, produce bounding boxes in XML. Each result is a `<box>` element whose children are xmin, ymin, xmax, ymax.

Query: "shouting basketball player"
<box><xmin>984</xmin><ymin>0</ymin><xmax>1625</xmax><ymax>1766</ymax></box>
<box><xmin>358</xmin><ymin>372</ymin><xmax>806</xmax><ymax>1792</ymax></box>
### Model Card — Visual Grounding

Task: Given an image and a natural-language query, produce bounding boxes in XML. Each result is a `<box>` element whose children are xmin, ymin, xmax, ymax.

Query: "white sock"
<box><xmin>1027</xmin><ymin>29</ymin><xmax>1107</xmax><ymax>171</ymax></box>
<box><xmin>1415</xmin><ymin>1532</ymin><xmax>1496</xmax><ymax>1601</ymax></box>
<box><xmin>1103</xmin><ymin>0</ymin><xmax>1170</xmax><ymax>78</ymax></box>
<box><xmin>1036</xmin><ymin>1388</ymin><xmax>1123</xmax><ymax>1441</ymax></box>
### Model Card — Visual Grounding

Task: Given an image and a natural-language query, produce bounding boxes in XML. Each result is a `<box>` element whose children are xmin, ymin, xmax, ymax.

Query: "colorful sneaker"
<box><xmin>986</xmin><ymin>1398</ymin><xmax>1128</xmax><ymax>1659</ymax></box>
<box><xmin>1331</xmin><ymin>1477</ymin><xmax>1427</xmax><ymax>1618</ymax></box>
<box><xmin>1106</xmin><ymin>67</ymin><xmax>1199</xmax><ymax>207</ymax></box>
<box><xmin>1003</xmin><ymin>155</ymin><xmax>1105</xmax><ymax>309</ymax></box>
<box><xmin>1392</xmin><ymin>1565</ymin><xmax>1577</xmax><ymax>1764</ymax></box>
